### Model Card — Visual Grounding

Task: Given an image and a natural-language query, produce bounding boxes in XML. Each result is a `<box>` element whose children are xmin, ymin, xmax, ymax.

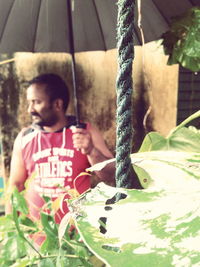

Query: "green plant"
<box><xmin>0</xmin><ymin>188</ymin><xmax>97</xmax><ymax>267</ymax></box>
<box><xmin>162</xmin><ymin>7</ymin><xmax>200</xmax><ymax>72</ymax></box>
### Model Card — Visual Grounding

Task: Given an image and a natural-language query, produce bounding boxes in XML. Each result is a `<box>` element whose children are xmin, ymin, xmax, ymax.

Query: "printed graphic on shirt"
<box><xmin>32</xmin><ymin>147</ymin><xmax>75</xmax><ymax>198</ymax></box>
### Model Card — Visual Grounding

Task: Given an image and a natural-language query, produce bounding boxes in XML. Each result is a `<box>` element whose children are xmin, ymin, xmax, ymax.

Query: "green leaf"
<box><xmin>69</xmin><ymin>240</ymin><xmax>91</xmax><ymax>259</ymax></box>
<box><xmin>138</xmin><ymin>132</ymin><xmax>167</xmax><ymax>152</ymax></box>
<box><xmin>56</xmin><ymin>254</ymin><xmax>89</xmax><ymax>267</ymax></box>
<box><xmin>139</xmin><ymin>111</ymin><xmax>200</xmax><ymax>153</ymax></box>
<box><xmin>132</xmin><ymin>165</ymin><xmax>153</xmax><ymax>189</ymax></box>
<box><xmin>0</xmin><ymin>214</ymin><xmax>15</xmax><ymax>232</ymax></box>
<box><xmin>12</xmin><ymin>187</ymin><xmax>28</xmax><ymax>215</ymax></box>
<box><xmin>162</xmin><ymin>7</ymin><xmax>200</xmax><ymax>71</ymax></box>
<box><xmin>12</xmin><ymin>203</ymin><xmax>24</xmax><ymax>240</ymax></box>
<box><xmin>7</xmin><ymin>257</ymin><xmax>36</xmax><ymax>267</ymax></box>
<box><xmin>40</xmin><ymin>212</ymin><xmax>58</xmax><ymax>239</ymax></box>
<box><xmin>167</xmin><ymin>127</ymin><xmax>200</xmax><ymax>152</ymax></box>
<box><xmin>139</xmin><ymin>128</ymin><xmax>200</xmax><ymax>152</ymax></box>
<box><xmin>56</xmin><ymin>256</ymin><xmax>70</xmax><ymax>267</ymax></box>
<box><xmin>89</xmin><ymin>255</ymin><xmax>105</xmax><ymax>267</ymax></box>
<box><xmin>40</xmin><ymin>212</ymin><xmax>59</xmax><ymax>253</ymax></box>
<box><xmin>1</xmin><ymin>234</ymin><xmax>27</xmax><ymax>262</ymax></box>
<box><xmin>38</xmin><ymin>258</ymin><xmax>55</xmax><ymax>267</ymax></box>
<box><xmin>18</xmin><ymin>216</ymin><xmax>38</xmax><ymax>231</ymax></box>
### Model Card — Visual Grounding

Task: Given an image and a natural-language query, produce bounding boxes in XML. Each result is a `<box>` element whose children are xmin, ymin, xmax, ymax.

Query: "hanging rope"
<box><xmin>115</xmin><ymin>0</ymin><xmax>135</xmax><ymax>188</ymax></box>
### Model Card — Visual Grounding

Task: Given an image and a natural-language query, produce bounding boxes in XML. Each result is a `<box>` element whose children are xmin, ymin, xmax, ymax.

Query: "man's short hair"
<box><xmin>28</xmin><ymin>73</ymin><xmax>70</xmax><ymax>111</ymax></box>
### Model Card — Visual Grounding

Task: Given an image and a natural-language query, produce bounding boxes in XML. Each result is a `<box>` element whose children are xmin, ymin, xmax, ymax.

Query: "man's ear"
<box><xmin>54</xmin><ymin>99</ymin><xmax>63</xmax><ymax>111</ymax></box>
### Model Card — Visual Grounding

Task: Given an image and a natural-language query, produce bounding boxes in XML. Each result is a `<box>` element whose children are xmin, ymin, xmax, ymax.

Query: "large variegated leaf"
<box><xmin>73</xmin><ymin>150</ymin><xmax>200</xmax><ymax>267</ymax></box>
<box><xmin>73</xmin><ymin>180</ymin><xmax>200</xmax><ymax>267</ymax></box>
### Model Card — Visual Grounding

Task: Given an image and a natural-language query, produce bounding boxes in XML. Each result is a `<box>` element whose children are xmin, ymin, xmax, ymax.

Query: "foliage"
<box><xmin>0</xmin><ymin>188</ymin><xmax>96</xmax><ymax>267</ymax></box>
<box><xmin>161</xmin><ymin>7</ymin><xmax>200</xmax><ymax>72</ymax></box>
<box><xmin>139</xmin><ymin>110</ymin><xmax>200</xmax><ymax>153</ymax></box>
<box><xmin>1</xmin><ymin>111</ymin><xmax>200</xmax><ymax>266</ymax></box>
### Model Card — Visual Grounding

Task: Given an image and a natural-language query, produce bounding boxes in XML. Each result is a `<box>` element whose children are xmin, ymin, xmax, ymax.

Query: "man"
<box><xmin>6</xmin><ymin>73</ymin><xmax>114</xmax><ymax>226</ymax></box>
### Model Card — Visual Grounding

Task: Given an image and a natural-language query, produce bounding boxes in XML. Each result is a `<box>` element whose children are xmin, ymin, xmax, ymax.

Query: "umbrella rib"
<box><xmin>32</xmin><ymin>0</ymin><xmax>43</xmax><ymax>52</ymax></box>
<box><xmin>133</xmin><ymin>25</ymin><xmax>143</xmax><ymax>45</ymax></box>
<box><xmin>92</xmin><ymin>0</ymin><xmax>107</xmax><ymax>51</ymax></box>
<box><xmin>152</xmin><ymin>0</ymin><xmax>196</xmax><ymax>25</ymax></box>
<box><xmin>189</xmin><ymin>0</ymin><xmax>198</xmax><ymax>5</ymax></box>
<box><xmin>151</xmin><ymin>0</ymin><xmax>173</xmax><ymax>26</ymax></box>
<box><xmin>0</xmin><ymin>1</ymin><xmax>15</xmax><ymax>42</ymax></box>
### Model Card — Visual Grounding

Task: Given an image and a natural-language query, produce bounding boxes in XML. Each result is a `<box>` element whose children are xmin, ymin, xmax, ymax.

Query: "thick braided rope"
<box><xmin>116</xmin><ymin>0</ymin><xmax>135</xmax><ymax>188</ymax></box>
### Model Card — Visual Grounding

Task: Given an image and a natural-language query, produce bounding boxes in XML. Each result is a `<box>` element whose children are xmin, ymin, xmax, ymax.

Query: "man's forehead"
<box><xmin>27</xmin><ymin>82</ymin><xmax>47</xmax><ymax>90</ymax></box>
<box><xmin>27</xmin><ymin>83</ymin><xmax>49</xmax><ymax>98</ymax></box>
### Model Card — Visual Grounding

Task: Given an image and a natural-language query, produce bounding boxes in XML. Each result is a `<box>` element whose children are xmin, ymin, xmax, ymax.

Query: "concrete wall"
<box><xmin>142</xmin><ymin>42</ymin><xmax>179</xmax><ymax>136</ymax></box>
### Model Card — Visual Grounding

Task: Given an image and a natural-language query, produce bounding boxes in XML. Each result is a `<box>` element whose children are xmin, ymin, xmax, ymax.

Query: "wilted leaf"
<box><xmin>51</xmin><ymin>194</ymin><xmax>66</xmax><ymax>213</ymax></box>
<box><xmin>58</xmin><ymin>212</ymin><xmax>72</xmax><ymax>244</ymax></box>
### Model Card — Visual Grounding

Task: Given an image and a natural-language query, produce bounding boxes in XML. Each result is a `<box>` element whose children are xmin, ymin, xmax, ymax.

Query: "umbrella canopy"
<box><xmin>0</xmin><ymin>0</ymin><xmax>118</xmax><ymax>53</ymax></box>
<box><xmin>0</xmin><ymin>0</ymin><xmax>198</xmax><ymax>53</ymax></box>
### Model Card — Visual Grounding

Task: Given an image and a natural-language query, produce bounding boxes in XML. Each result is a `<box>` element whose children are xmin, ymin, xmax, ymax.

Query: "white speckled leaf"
<box><xmin>75</xmin><ymin>116</ymin><xmax>200</xmax><ymax>266</ymax></box>
<box><xmin>73</xmin><ymin>181</ymin><xmax>200</xmax><ymax>267</ymax></box>
<box><xmin>72</xmin><ymin>150</ymin><xmax>200</xmax><ymax>267</ymax></box>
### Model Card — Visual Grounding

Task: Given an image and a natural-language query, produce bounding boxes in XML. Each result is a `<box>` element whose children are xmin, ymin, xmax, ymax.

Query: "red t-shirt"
<box><xmin>21</xmin><ymin>122</ymin><xmax>91</xmax><ymax>224</ymax></box>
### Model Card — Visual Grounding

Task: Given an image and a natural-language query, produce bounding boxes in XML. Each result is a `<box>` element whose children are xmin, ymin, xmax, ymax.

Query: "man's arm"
<box><xmin>5</xmin><ymin>132</ymin><xmax>27</xmax><ymax>214</ymax></box>
<box><xmin>71</xmin><ymin>124</ymin><xmax>115</xmax><ymax>185</ymax></box>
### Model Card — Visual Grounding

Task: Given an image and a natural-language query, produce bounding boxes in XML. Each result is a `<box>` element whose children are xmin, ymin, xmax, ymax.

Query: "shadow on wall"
<box><xmin>0</xmin><ymin>54</ymin><xmax>20</xmax><ymax>180</ymax></box>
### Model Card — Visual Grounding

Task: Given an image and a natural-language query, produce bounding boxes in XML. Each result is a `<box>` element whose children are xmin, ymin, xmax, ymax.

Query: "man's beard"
<box><xmin>31</xmin><ymin>112</ymin><xmax>58</xmax><ymax>127</ymax></box>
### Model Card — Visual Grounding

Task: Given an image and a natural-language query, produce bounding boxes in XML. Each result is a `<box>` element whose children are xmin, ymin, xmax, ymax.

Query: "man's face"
<box><xmin>27</xmin><ymin>83</ymin><xmax>58</xmax><ymax>127</ymax></box>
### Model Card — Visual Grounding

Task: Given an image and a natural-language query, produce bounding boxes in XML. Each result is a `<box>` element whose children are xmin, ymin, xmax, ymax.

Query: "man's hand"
<box><xmin>71</xmin><ymin>126</ymin><xmax>94</xmax><ymax>155</ymax></box>
<box><xmin>71</xmin><ymin>124</ymin><xmax>115</xmax><ymax>185</ymax></box>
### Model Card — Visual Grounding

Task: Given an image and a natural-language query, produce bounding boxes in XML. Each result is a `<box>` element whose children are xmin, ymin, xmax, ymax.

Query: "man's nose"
<box><xmin>27</xmin><ymin>103</ymin><xmax>34</xmax><ymax>113</ymax></box>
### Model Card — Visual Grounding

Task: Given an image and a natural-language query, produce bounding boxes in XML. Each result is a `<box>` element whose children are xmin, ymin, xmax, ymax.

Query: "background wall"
<box><xmin>0</xmin><ymin>43</ymin><xmax>178</xmax><ymax>182</ymax></box>
<box><xmin>142</xmin><ymin>42</ymin><xmax>179</xmax><ymax>136</ymax></box>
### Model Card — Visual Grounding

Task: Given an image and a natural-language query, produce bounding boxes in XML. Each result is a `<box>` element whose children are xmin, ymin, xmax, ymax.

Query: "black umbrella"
<box><xmin>0</xmin><ymin>0</ymin><xmax>118</xmax><ymax>125</ymax></box>
<box><xmin>0</xmin><ymin>0</ymin><xmax>118</xmax><ymax>53</ymax></box>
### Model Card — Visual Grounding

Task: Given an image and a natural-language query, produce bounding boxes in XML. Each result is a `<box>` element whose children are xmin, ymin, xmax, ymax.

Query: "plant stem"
<box><xmin>168</xmin><ymin>110</ymin><xmax>200</xmax><ymax>137</ymax></box>
<box><xmin>41</xmin><ymin>254</ymin><xmax>80</xmax><ymax>259</ymax></box>
<box><xmin>21</xmin><ymin>235</ymin><xmax>43</xmax><ymax>258</ymax></box>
